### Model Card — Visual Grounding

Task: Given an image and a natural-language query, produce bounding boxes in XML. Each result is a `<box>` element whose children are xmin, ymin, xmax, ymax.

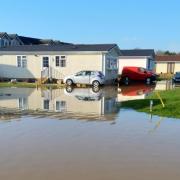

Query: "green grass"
<box><xmin>121</xmin><ymin>89</ymin><xmax>180</xmax><ymax>119</ymax></box>
<box><xmin>0</xmin><ymin>82</ymin><xmax>65</xmax><ymax>88</ymax></box>
<box><xmin>0</xmin><ymin>82</ymin><xmax>37</xmax><ymax>88</ymax></box>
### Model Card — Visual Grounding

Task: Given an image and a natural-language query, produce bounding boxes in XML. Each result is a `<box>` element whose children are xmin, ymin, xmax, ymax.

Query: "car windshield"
<box><xmin>98</xmin><ymin>71</ymin><xmax>104</xmax><ymax>76</ymax></box>
<box><xmin>175</xmin><ymin>72</ymin><xmax>180</xmax><ymax>77</ymax></box>
<box><xmin>139</xmin><ymin>67</ymin><xmax>147</xmax><ymax>73</ymax></box>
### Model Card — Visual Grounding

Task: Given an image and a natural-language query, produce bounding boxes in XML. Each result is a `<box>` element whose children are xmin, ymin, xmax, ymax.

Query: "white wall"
<box><xmin>118</xmin><ymin>57</ymin><xmax>148</xmax><ymax>74</ymax></box>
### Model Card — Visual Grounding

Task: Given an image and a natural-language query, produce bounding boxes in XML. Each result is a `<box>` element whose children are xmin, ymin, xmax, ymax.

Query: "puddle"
<box><xmin>0</xmin><ymin>82</ymin><xmax>180</xmax><ymax>180</ymax></box>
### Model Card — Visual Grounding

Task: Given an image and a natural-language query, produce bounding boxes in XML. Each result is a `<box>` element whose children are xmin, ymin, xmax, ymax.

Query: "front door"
<box><xmin>42</xmin><ymin>57</ymin><xmax>49</xmax><ymax>78</ymax></box>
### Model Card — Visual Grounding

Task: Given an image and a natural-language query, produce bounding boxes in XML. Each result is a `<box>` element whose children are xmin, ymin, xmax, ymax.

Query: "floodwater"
<box><xmin>0</xmin><ymin>81</ymin><xmax>180</xmax><ymax>180</ymax></box>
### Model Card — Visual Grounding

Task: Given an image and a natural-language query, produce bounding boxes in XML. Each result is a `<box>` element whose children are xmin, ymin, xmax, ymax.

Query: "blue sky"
<box><xmin>1</xmin><ymin>0</ymin><xmax>180</xmax><ymax>51</ymax></box>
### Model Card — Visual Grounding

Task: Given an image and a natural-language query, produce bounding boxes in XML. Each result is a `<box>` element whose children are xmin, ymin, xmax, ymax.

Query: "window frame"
<box><xmin>56</xmin><ymin>101</ymin><xmax>67</xmax><ymax>112</ymax></box>
<box><xmin>55</xmin><ymin>55</ymin><xmax>66</xmax><ymax>67</ymax></box>
<box><xmin>42</xmin><ymin>56</ymin><xmax>49</xmax><ymax>68</ymax></box>
<box><xmin>16</xmin><ymin>55</ymin><xmax>27</xmax><ymax>68</ymax></box>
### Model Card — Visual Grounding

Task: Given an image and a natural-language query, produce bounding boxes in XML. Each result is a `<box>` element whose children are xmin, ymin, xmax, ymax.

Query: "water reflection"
<box><xmin>0</xmin><ymin>82</ymin><xmax>176</xmax><ymax>122</ymax></box>
<box><xmin>155</xmin><ymin>80</ymin><xmax>175</xmax><ymax>91</ymax></box>
<box><xmin>0</xmin><ymin>86</ymin><xmax>119</xmax><ymax>121</ymax></box>
<box><xmin>118</xmin><ymin>84</ymin><xmax>155</xmax><ymax>102</ymax></box>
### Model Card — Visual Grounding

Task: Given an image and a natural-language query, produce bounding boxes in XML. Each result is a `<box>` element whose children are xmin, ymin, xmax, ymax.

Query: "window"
<box><xmin>43</xmin><ymin>100</ymin><xmax>49</xmax><ymax>110</ymax></box>
<box><xmin>18</xmin><ymin>98</ymin><xmax>28</xmax><ymax>110</ymax></box>
<box><xmin>4</xmin><ymin>41</ymin><xmax>8</xmax><ymax>47</ymax></box>
<box><xmin>55</xmin><ymin>56</ymin><xmax>66</xmax><ymax>67</ymax></box>
<box><xmin>43</xmin><ymin>57</ymin><xmax>49</xmax><ymax>67</ymax></box>
<box><xmin>56</xmin><ymin>56</ymin><xmax>60</xmax><ymax>66</ymax></box>
<box><xmin>107</xmin><ymin>58</ymin><xmax>117</xmax><ymax>70</ymax></box>
<box><xmin>85</xmin><ymin>71</ymin><xmax>91</xmax><ymax>76</ymax></box>
<box><xmin>56</xmin><ymin>101</ymin><xmax>66</xmax><ymax>112</ymax></box>
<box><xmin>75</xmin><ymin>71</ymin><xmax>86</xmax><ymax>76</ymax></box>
<box><xmin>0</xmin><ymin>39</ymin><xmax>4</xmax><ymax>47</ymax></box>
<box><xmin>17</xmin><ymin>56</ymin><xmax>27</xmax><ymax>68</ymax></box>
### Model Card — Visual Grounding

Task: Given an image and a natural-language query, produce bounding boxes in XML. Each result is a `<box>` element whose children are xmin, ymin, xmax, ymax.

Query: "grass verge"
<box><xmin>121</xmin><ymin>89</ymin><xmax>180</xmax><ymax>119</ymax></box>
<box><xmin>0</xmin><ymin>82</ymin><xmax>65</xmax><ymax>88</ymax></box>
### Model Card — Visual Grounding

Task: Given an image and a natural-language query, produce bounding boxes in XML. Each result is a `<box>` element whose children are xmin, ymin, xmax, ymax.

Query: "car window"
<box><xmin>98</xmin><ymin>71</ymin><xmax>104</xmax><ymax>76</ymax></box>
<box><xmin>85</xmin><ymin>71</ymin><xmax>91</xmax><ymax>76</ymax></box>
<box><xmin>176</xmin><ymin>73</ymin><xmax>180</xmax><ymax>77</ymax></box>
<box><xmin>139</xmin><ymin>67</ymin><xmax>146</xmax><ymax>73</ymax></box>
<box><xmin>76</xmin><ymin>71</ymin><xmax>85</xmax><ymax>76</ymax></box>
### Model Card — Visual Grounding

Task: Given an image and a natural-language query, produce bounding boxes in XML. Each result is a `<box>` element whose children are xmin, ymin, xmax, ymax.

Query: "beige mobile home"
<box><xmin>155</xmin><ymin>55</ymin><xmax>180</xmax><ymax>74</ymax></box>
<box><xmin>0</xmin><ymin>44</ymin><xmax>121</xmax><ymax>84</ymax></box>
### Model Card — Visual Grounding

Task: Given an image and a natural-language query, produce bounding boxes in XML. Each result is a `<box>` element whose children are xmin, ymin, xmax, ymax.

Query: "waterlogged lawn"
<box><xmin>121</xmin><ymin>89</ymin><xmax>180</xmax><ymax>119</ymax></box>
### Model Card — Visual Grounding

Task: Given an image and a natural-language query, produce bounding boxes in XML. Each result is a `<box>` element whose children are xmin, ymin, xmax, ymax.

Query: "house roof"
<box><xmin>156</xmin><ymin>55</ymin><xmax>180</xmax><ymax>62</ymax></box>
<box><xmin>120</xmin><ymin>49</ymin><xmax>155</xmax><ymax>57</ymax></box>
<box><xmin>8</xmin><ymin>34</ymin><xmax>19</xmax><ymax>40</ymax></box>
<box><xmin>18</xmin><ymin>36</ymin><xmax>72</xmax><ymax>45</ymax></box>
<box><xmin>18</xmin><ymin>36</ymin><xmax>42</xmax><ymax>45</ymax></box>
<box><xmin>0</xmin><ymin>32</ymin><xmax>9</xmax><ymax>39</ymax></box>
<box><xmin>0</xmin><ymin>44</ymin><xmax>118</xmax><ymax>52</ymax></box>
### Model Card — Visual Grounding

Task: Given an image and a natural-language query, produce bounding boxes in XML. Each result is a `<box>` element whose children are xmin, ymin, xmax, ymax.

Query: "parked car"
<box><xmin>120</xmin><ymin>67</ymin><xmax>157</xmax><ymax>85</ymax></box>
<box><xmin>172</xmin><ymin>72</ymin><xmax>180</xmax><ymax>84</ymax></box>
<box><xmin>64</xmin><ymin>71</ymin><xmax>105</xmax><ymax>86</ymax></box>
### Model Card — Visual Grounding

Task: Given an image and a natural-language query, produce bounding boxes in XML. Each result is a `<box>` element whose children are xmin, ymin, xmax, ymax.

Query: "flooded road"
<box><xmin>0</xmin><ymin>82</ymin><xmax>180</xmax><ymax>180</ymax></box>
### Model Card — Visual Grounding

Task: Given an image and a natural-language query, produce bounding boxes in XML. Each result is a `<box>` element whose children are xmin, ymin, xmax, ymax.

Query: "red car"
<box><xmin>121</xmin><ymin>67</ymin><xmax>157</xmax><ymax>85</ymax></box>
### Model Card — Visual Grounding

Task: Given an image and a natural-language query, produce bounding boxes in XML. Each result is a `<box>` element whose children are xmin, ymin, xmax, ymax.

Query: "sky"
<box><xmin>1</xmin><ymin>0</ymin><xmax>180</xmax><ymax>52</ymax></box>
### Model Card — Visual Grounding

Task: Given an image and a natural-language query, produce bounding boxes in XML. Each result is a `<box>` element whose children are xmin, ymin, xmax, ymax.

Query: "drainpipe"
<box><xmin>49</xmin><ymin>56</ymin><xmax>53</xmax><ymax>82</ymax></box>
<box><xmin>102</xmin><ymin>53</ymin><xmax>106</xmax><ymax>81</ymax></box>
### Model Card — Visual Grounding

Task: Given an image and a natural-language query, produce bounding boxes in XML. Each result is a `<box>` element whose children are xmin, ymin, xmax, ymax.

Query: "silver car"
<box><xmin>64</xmin><ymin>71</ymin><xmax>105</xmax><ymax>86</ymax></box>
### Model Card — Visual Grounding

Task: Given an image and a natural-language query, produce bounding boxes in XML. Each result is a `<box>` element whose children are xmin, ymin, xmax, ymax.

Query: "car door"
<box><xmin>83</xmin><ymin>71</ymin><xmax>91</xmax><ymax>84</ymax></box>
<box><xmin>73</xmin><ymin>71</ymin><xmax>91</xmax><ymax>84</ymax></box>
<box><xmin>73</xmin><ymin>71</ymin><xmax>84</xmax><ymax>83</ymax></box>
<box><xmin>137</xmin><ymin>67</ymin><xmax>146</xmax><ymax>80</ymax></box>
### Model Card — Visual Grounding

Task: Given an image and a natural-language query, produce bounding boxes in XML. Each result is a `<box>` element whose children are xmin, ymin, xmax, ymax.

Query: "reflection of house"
<box><xmin>155</xmin><ymin>81</ymin><xmax>174</xmax><ymax>91</ymax></box>
<box><xmin>0</xmin><ymin>44</ymin><xmax>120</xmax><ymax>83</ymax></box>
<box><xmin>118</xmin><ymin>49</ymin><xmax>155</xmax><ymax>74</ymax></box>
<box><xmin>155</xmin><ymin>55</ymin><xmax>180</xmax><ymax>74</ymax></box>
<box><xmin>0</xmin><ymin>88</ymin><xmax>118</xmax><ymax>117</ymax></box>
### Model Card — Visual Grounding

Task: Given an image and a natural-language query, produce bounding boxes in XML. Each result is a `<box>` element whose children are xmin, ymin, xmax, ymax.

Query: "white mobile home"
<box><xmin>118</xmin><ymin>49</ymin><xmax>155</xmax><ymax>74</ymax></box>
<box><xmin>0</xmin><ymin>44</ymin><xmax>120</xmax><ymax>84</ymax></box>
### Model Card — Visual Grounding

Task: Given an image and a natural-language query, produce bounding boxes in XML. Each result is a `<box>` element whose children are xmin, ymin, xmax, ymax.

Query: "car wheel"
<box><xmin>146</xmin><ymin>78</ymin><xmax>151</xmax><ymax>85</ymax></box>
<box><xmin>66</xmin><ymin>79</ymin><xmax>73</xmax><ymax>86</ymax></box>
<box><xmin>66</xmin><ymin>86</ymin><xmax>73</xmax><ymax>93</ymax></box>
<box><xmin>123</xmin><ymin>77</ymin><xmax>130</xmax><ymax>85</ymax></box>
<box><xmin>92</xmin><ymin>86</ymin><xmax>100</xmax><ymax>93</ymax></box>
<box><xmin>92</xmin><ymin>80</ymin><xmax>100</xmax><ymax>87</ymax></box>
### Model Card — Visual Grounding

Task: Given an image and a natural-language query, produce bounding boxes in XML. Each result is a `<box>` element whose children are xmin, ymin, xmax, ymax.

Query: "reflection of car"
<box><xmin>64</xmin><ymin>71</ymin><xmax>105</xmax><ymax>86</ymax></box>
<box><xmin>173</xmin><ymin>72</ymin><xmax>180</xmax><ymax>83</ymax></box>
<box><xmin>121</xmin><ymin>67</ymin><xmax>157</xmax><ymax>85</ymax></box>
<box><xmin>64</xmin><ymin>87</ymin><xmax>102</xmax><ymax>101</ymax></box>
<box><xmin>120</xmin><ymin>84</ymin><xmax>154</xmax><ymax>96</ymax></box>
